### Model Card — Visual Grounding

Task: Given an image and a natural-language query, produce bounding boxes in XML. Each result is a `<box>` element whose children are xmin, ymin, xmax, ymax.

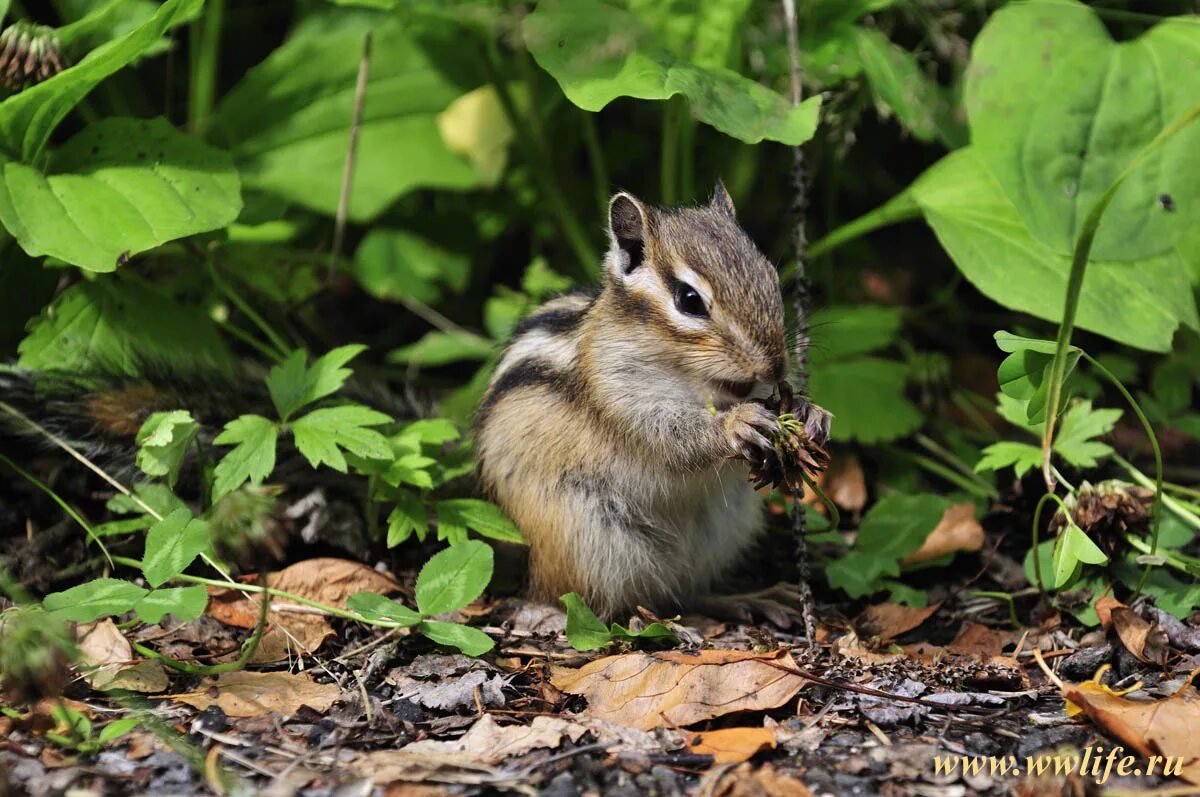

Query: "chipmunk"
<box><xmin>475</xmin><ymin>185</ymin><xmax>831</xmax><ymax>622</ymax></box>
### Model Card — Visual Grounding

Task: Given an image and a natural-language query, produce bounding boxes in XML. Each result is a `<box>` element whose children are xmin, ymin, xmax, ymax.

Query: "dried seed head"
<box><xmin>1053</xmin><ymin>479</ymin><xmax>1155</xmax><ymax>557</ymax></box>
<box><xmin>0</xmin><ymin>22</ymin><xmax>68</xmax><ymax>91</ymax></box>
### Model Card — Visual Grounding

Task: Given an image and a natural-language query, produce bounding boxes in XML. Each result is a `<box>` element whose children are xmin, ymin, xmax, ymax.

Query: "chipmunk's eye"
<box><xmin>672</xmin><ymin>280</ymin><xmax>708</xmax><ymax>318</ymax></box>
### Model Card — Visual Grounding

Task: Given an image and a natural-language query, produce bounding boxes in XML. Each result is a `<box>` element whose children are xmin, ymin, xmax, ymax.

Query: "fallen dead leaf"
<box><xmin>856</xmin><ymin>602</ymin><xmax>942</xmax><ymax>642</ymax></box>
<box><xmin>687</xmin><ymin>726</ymin><xmax>777</xmax><ymax>764</ymax></box>
<box><xmin>901</xmin><ymin>502</ymin><xmax>984</xmax><ymax>565</ymax></box>
<box><xmin>207</xmin><ymin>558</ymin><xmax>401</xmax><ymax>663</ymax></box>
<box><xmin>1110</xmin><ymin>607</ymin><xmax>1170</xmax><ymax>665</ymax></box>
<box><xmin>802</xmin><ymin>452</ymin><xmax>867</xmax><ymax>512</ymax></box>
<box><xmin>833</xmin><ymin>630</ymin><xmax>904</xmax><ymax>665</ymax></box>
<box><xmin>76</xmin><ymin>619</ymin><xmax>168</xmax><ymax>693</ymax></box>
<box><xmin>355</xmin><ymin>715</ymin><xmax>588</xmax><ymax>784</ymax></box>
<box><xmin>701</xmin><ymin>762</ymin><xmax>813</xmax><ymax>797</ymax></box>
<box><xmin>1095</xmin><ymin>596</ymin><xmax>1124</xmax><ymax>629</ymax></box>
<box><xmin>1063</xmin><ymin>672</ymin><xmax>1200</xmax><ymax>784</ymax></box>
<box><xmin>551</xmin><ymin>649</ymin><xmax>808</xmax><ymax>731</ymax></box>
<box><xmin>171</xmin><ymin>671</ymin><xmax>342</xmax><ymax>717</ymax></box>
<box><xmin>947</xmin><ymin>623</ymin><xmax>1008</xmax><ymax>661</ymax></box>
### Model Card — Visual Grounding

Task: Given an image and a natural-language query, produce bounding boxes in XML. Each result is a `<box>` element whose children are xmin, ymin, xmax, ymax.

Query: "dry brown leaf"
<box><xmin>801</xmin><ymin>453</ymin><xmax>866</xmax><ymax>512</ymax></box>
<box><xmin>1063</xmin><ymin>675</ymin><xmax>1200</xmax><ymax>783</ymax></box>
<box><xmin>833</xmin><ymin>630</ymin><xmax>904</xmax><ymax>665</ymax></box>
<box><xmin>207</xmin><ymin>558</ymin><xmax>401</xmax><ymax>663</ymax></box>
<box><xmin>356</xmin><ymin>715</ymin><xmax>587</xmax><ymax>785</ymax></box>
<box><xmin>947</xmin><ymin>623</ymin><xmax>1008</xmax><ymax>660</ymax></box>
<box><xmin>856</xmin><ymin>602</ymin><xmax>942</xmax><ymax>642</ymax></box>
<box><xmin>901</xmin><ymin>502</ymin><xmax>984</xmax><ymax>565</ymax></box>
<box><xmin>550</xmin><ymin>649</ymin><xmax>808</xmax><ymax>731</ymax></box>
<box><xmin>1095</xmin><ymin>596</ymin><xmax>1124</xmax><ymax>629</ymax></box>
<box><xmin>171</xmin><ymin>671</ymin><xmax>342</xmax><ymax>717</ymax></box>
<box><xmin>687</xmin><ymin>726</ymin><xmax>777</xmax><ymax>764</ymax></box>
<box><xmin>76</xmin><ymin>619</ymin><xmax>168</xmax><ymax>693</ymax></box>
<box><xmin>1110</xmin><ymin>607</ymin><xmax>1170</xmax><ymax>665</ymax></box>
<box><xmin>703</xmin><ymin>762</ymin><xmax>813</xmax><ymax>797</ymax></box>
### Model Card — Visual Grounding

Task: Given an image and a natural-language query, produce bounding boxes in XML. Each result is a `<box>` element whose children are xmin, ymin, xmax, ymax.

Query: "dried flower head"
<box><xmin>749</xmin><ymin>382</ymin><xmax>830</xmax><ymax>492</ymax></box>
<box><xmin>1053</xmin><ymin>480</ymin><xmax>1155</xmax><ymax>557</ymax></box>
<box><xmin>0</xmin><ymin>22</ymin><xmax>68</xmax><ymax>91</ymax></box>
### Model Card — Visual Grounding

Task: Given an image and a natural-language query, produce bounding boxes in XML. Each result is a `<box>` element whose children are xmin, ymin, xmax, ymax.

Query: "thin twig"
<box><xmin>781</xmin><ymin>0</ymin><xmax>817</xmax><ymax>647</ymax></box>
<box><xmin>329</xmin><ymin>32</ymin><xmax>373</xmax><ymax>280</ymax></box>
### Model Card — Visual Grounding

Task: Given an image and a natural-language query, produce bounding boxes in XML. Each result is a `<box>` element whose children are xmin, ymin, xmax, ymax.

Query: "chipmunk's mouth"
<box><xmin>711</xmin><ymin>379</ymin><xmax>758</xmax><ymax>409</ymax></box>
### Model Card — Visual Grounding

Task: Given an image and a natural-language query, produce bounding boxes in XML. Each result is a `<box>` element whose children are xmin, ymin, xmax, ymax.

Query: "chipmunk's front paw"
<box><xmin>721</xmin><ymin>402</ymin><xmax>778</xmax><ymax>463</ymax></box>
<box><xmin>794</xmin><ymin>399</ymin><xmax>832</xmax><ymax>447</ymax></box>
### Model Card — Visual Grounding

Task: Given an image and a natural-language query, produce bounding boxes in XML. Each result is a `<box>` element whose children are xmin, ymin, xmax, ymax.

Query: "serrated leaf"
<box><xmin>267</xmin><ymin>344</ymin><xmax>366</xmax><ymax>421</ymax></box>
<box><xmin>346</xmin><ymin>591</ymin><xmax>421</xmax><ymax>627</ymax></box>
<box><xmin>18</xmin><ymin>279</ymin><xmax>234</xmax><ymax>375</ymax></box>
<box><xmin>975</xmin><ymin>441</ymin><xmax>1043</xmax><ymax>479</ymax></box>
<box><xmin>292</xmin><ymin>405</ymin><xmax>391</xmax><ymax>473</ymax></box>
<box><xmin>132</xmin><ymin>585</ymin><xmax>208</xmax><ymax>623</ymax></box>
<box><xmin>0</xmin><ymin>0</ymin><xmax>201</xmax><ymax>161</ymax></box>
<box><xmin>0</xmin><ymin>117</ymin><xmax>241</xmax><ymax>272</ymax></box>
<box><xmin>414</xmin><ymin>540</ymin><xmax>493</xmax><ymax>616</ymax></box>
<box><xmin>387</xmin><ymin>491</ymin><xmax>427</xmax><ymax>547</ymax></box>
<box><xmin>142</xmin><ymin>508</ymin><xmax>209</xmax><ymax>587</ymax></box>
<box><xmin>135</xmin><ymin>410</ymin><xmax>198</xmax><ymax>487</ymax></box>
<box><xmin>561</xmin><ymin>592</ymin><xmax>613</xmax><ymax>651</ymax></box>
<box><xmin>397</xmin><ymin>419</ymin><xmax>460</xmax><ymax>446</ymax></box>
<box><xmin>384</xmin><ymin>453</ymin><xmax>436</xmax><ymax>490</ymax></box>
<box><xmin>807</xmin><ymin>357</ymin><xmax>922</xmax><ymax>443</ymax></box>
<box><xmin>1052</xmin><ymin>400</ymin><xmax>1121</xmax><ymax>469</ymax></box>
<box><xmin>43</xmin><ymin>578</ymin><xmax>148</xmax><ymax>622</ymax></box>
<box><xmin>212</xmin><ymin>415</ymin><xmax>278</xmax><ymax>500</ymax></box>
<box><xmin>419</xmin><ymin>620</ymin><xmax>494</xmax><ymax>656</ymax></box>
<box><xmin>524</xmin><ymin>0</ymin><xmax>820</xmax><ymax>146</ymax></box>
<box><xmin>435</xmin><ymin>499</ymin><xmax>524</xmax><ymax>544</ymax></box>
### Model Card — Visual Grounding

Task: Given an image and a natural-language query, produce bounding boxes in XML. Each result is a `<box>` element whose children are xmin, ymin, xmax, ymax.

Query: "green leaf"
<box><xmin>561</xmin><ymin>592</ymin><xmax>614</xmax><ymax>651</ymax></box>
<box><xmin>131</xmin><ymin>585</ymin><xmax>208</xmax><ymax>624</ymax></box>
<box><xmin>388</xmin><ymin>332</ymin><xmax>494</xmax><ymax>367</ymax></box>
<box><xmin>384</xmin><ymin>453</ymin><xmax>436</xmax><ymax>490</ymax></box>
<box><xmin>807</xmin><ymin>357</ymin><xmax>922</xmax><ymax>443</ymax></box>
<box><xmin>414</xmin><ymin>539</ymin><xmax>494</xmax><ymax>616</ymax></box>
<box><xmin>806</xmin><ymin>305</ymin><xmax>902</xmax><ymax>363</ymax></box>
<box><xmin>419</xmin><ymin>619</ymin><xmax>494</xmax><ymax>656</ymax></box>
<box><xmin>397</xmin><ymin>419</ymin><xmax>460</xmax><ymax>446</ymax></box>
<box><xmin>107</xmin><ymin>483</ymin><xmax>187</xmax><ymax>520</ymax></box>
<box><xmin>18</xmin><ymin>279</ymin><xmax>235</xmax><ymax>375</ymax></box>
<box><xmin>97</xmin><ymin>717</ymin><xmax>141</xmax><ymax>744</ymax></box>
<box><xmin>520</xmin><ymin>257</ymin><xmax>574</xmax><ymax>301</ymax></box>
<box><xmin>353</xmin><ymin>229</ymin><xmax>470</xmax><ymax>305</ymax></box>
<box><xmin>965</xmin><ymin>1</ymin><xmax>1200</xmax><ymax>261</ymax></box>
<box><xmin>1052</xmin><ymin>400</ymin><xmax>1121</xmax><ymax>469</ymax></box>
<box><xmin>267</xmin><ymin>344</ymin><xmax>366</xmax><ymax>421</ymax></box>
<box><xmin>211</xmin><ymin>16</ymin><xmax>486</xmax><ymax>221</ymax></box>
<box><xmin>387</xmin><ymin>491</ymin><xmax>427</xmax><ymax>547</ymax></box>
<box><xmin>1153</xmin><ymin>359</ymin><xmax>1194</xmax><ymax>417</ymax></box>
<box><xmin>975</xmin><ymin>441</ymin><xmax>1043</xmax><ymax>479</ymax></box>
<box><xmin>346</xmin><ymin>591</ymin><xmax>421</xmax><ymax>627</ymax></box>
<box><xmin>1051</xmin><ymin>524</ymin><xmax>1109</xmax><ymax>590</ymax></box>
<box><xmin>43</xmin><ymin>578</ymin><xmax>148</xmax><ymax>622</ymax></box>
<box><xmin>435</xmin><ymin>499</ymin><xmax>524</xmax><ymax>544</ymax></box>
<box><xmin>292</xmin><ymin>405</ymin><xmax>392</xmax><ymax>473</ymax></box>
<box><xmin>825</xmin><ymin>495</ymin><xmax>950</xmax><ymax>598</ymax></box>
<box><xmin>0</xmin><ymin>117</ymin><xmax>240</xmax><ymax>272</ymax></box>
<box><xmin>906</xmin><ymin>149</ymin><xmax>1198</xmax><ymax>352</ymax></box>
<box><xmin>524</xmin><ymin>0</ymin><xmax>821</xmax><ymax>146</ymax></box>
<box><xmin>994</xmin><ymin>331</ymin><xmax>1061</xmax><ymax>356</ymax></box>
<box><xmin>0</xmin><ymin>0</ymin><xmax>201</xmax><ymax>161</ymax></box>
<box><xmin>135</xmin><ymin>410</ymin><xmax>199</xmax><ymax>488</ymax></box>
<box><xmin>212</xmin><ymin>415</ymin><xmax>278</xmax><ymax>500</ymax></box>
<box><xmin>627</xmin><ymin>0</ymin><xmax>751</xmax><ymax>70</ymax></box>
<box><xmin>853</xmin><ymin>27</ymin><xmax>956</xmax><ymax>145</ymax></box>
<box><xmin>142</xmin><ymin>508</ymin><xmax>209</xmax><ymax>587</ymax></box>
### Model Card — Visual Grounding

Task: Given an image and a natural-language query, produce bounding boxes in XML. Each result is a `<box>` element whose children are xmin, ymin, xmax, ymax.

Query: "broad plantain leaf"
<box><xmin>346</xmin><ymin>591</ymin><xmax>421</xmax><ymax>627</ymax></box>
<box><xmin>43</xmin><ymin>578</ymin><xmax>148</xmax><ymax>622</ymax></box>
<box><xmin>131</xmin><ymin>585</ymin><xmax>208</xmax><ymax>623</ymax></box>
<box><xmin>414</xmin><ymin>539</ymin><xmax>493</xmax><ymax>616</ymax></box>
<box><xmin>142</xmin><ymin>508</ymin><xmax>210</xmax><ymax>587</ymax></box>
<box><xmin>419</xmin><ymin>619</ymin><xmax>494</xmax><ymax>656</ymax></box>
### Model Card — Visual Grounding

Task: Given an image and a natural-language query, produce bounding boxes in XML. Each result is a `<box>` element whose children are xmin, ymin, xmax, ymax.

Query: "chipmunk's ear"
<box><xmin>710</xmin><ymin>179</ymin><xmax>735</xmax><ymax>218</ymax></box>
<box><xmin>607</xmin><ymin>192</ymin><xmax>648</xmax><ymax>277</ymax></box>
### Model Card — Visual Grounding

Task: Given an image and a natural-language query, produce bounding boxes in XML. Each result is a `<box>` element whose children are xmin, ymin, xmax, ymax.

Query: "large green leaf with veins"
<box><xmin>965</xmin><ymin>0</ymin><xmax>1200</xmax><ymax>261</ymax></box>
<box><xmin>0</xmin><ymin>0</ymin><xmax>200</xmax><ymax>162</ymax></box>
<box><xmin>0</xmin><ymin>118</ymin><xmax>241</xmax><ymax>272</ymax></box>
<box><xmin>211</xmin><ymin>15</ymin><xmax>486</xmax><ymax>221</ymax></box>
<box><xmin>524</xmin><ymin>0</ymin><xmax>820</xmax><ymax>145</ymax></box>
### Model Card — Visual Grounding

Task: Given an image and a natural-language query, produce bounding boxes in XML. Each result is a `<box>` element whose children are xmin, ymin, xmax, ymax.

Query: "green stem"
<box><xmin>1124</xmin><ymin>535</ymin><xmax>1200</xmax><ymax>578</ymax></box>
<box><xmin>1115</xmin><ymin>454</ymin><xmax>1200</xmax><ymax>530</ymax></box>
<box><xmin>660</xmin><ymin>97</ymin><xmax>683</xmax><ymax>205</ymax></box>
<box><xmin>214</xmin><ymin>318</ymin><xmax>281</xmax><ymax>361</ymax></box>
<box><xmin>484</xmin><ymin>41</ymin><xmax>597</xmax><ymax>279</ymax></box>
<box><xmin>1164</xmin><ymin>481</ymin><xmax>1200</xmax><ymax>499</ymax></box>
<box><xmin>580</xmin><ymin>111</ymin><xmax>609</xmax><ymax>216</ymax></box>
<box><xmin>187</xmin><ymin>0</ymin><xmax>224</xmax><ymax>135</ymax></box>
<box><xmin>135</xmin><ymin>572</ymin><xmax>269</xmax><ymax>675</ymax></box>
<box><xmin>965</xmin><ymin>590</ymin><xmax>1020</xmax><ymax>629</ymax></box>
<box><xmin>914</xmin><ymin>433</ymin><xmax>999</xmax><ymax>499</ymax></box>
<box><xmin>208</xmin><ymin>260</ymin><xmax>289</xmax><ymax>361</ymax></box>
<box><xmin>1030</xmin><ymin>491</ymin><xmax>1069</xmax><ymax>596</ymax></box>
<box><xmin>887</xmin><ymin>447</ymin><xmax>996</xmax><ymax>500</ymax></box>
<box><xmin>807</xmin><ymin>194</ymin><xmax>923</xmax><ymax>259</ymax></box>
<box><xmin>1041</xmin><ymin>100</ymin><xmax>1200</xmax><ymax>490</ymax></box>
<box><xmin>678</xmin><ymin>112</ymin><xmax>695</xmax><ymax>203</ymax></box>
<box><xmin>798</xmin><ymin>470</ymin><xmax>840</xmax><ymax>531</ymax></box>
<box><xmin>0</xmin><ymin>452</ymin><xmax>113</xmax><ymax>569</ymax></box>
